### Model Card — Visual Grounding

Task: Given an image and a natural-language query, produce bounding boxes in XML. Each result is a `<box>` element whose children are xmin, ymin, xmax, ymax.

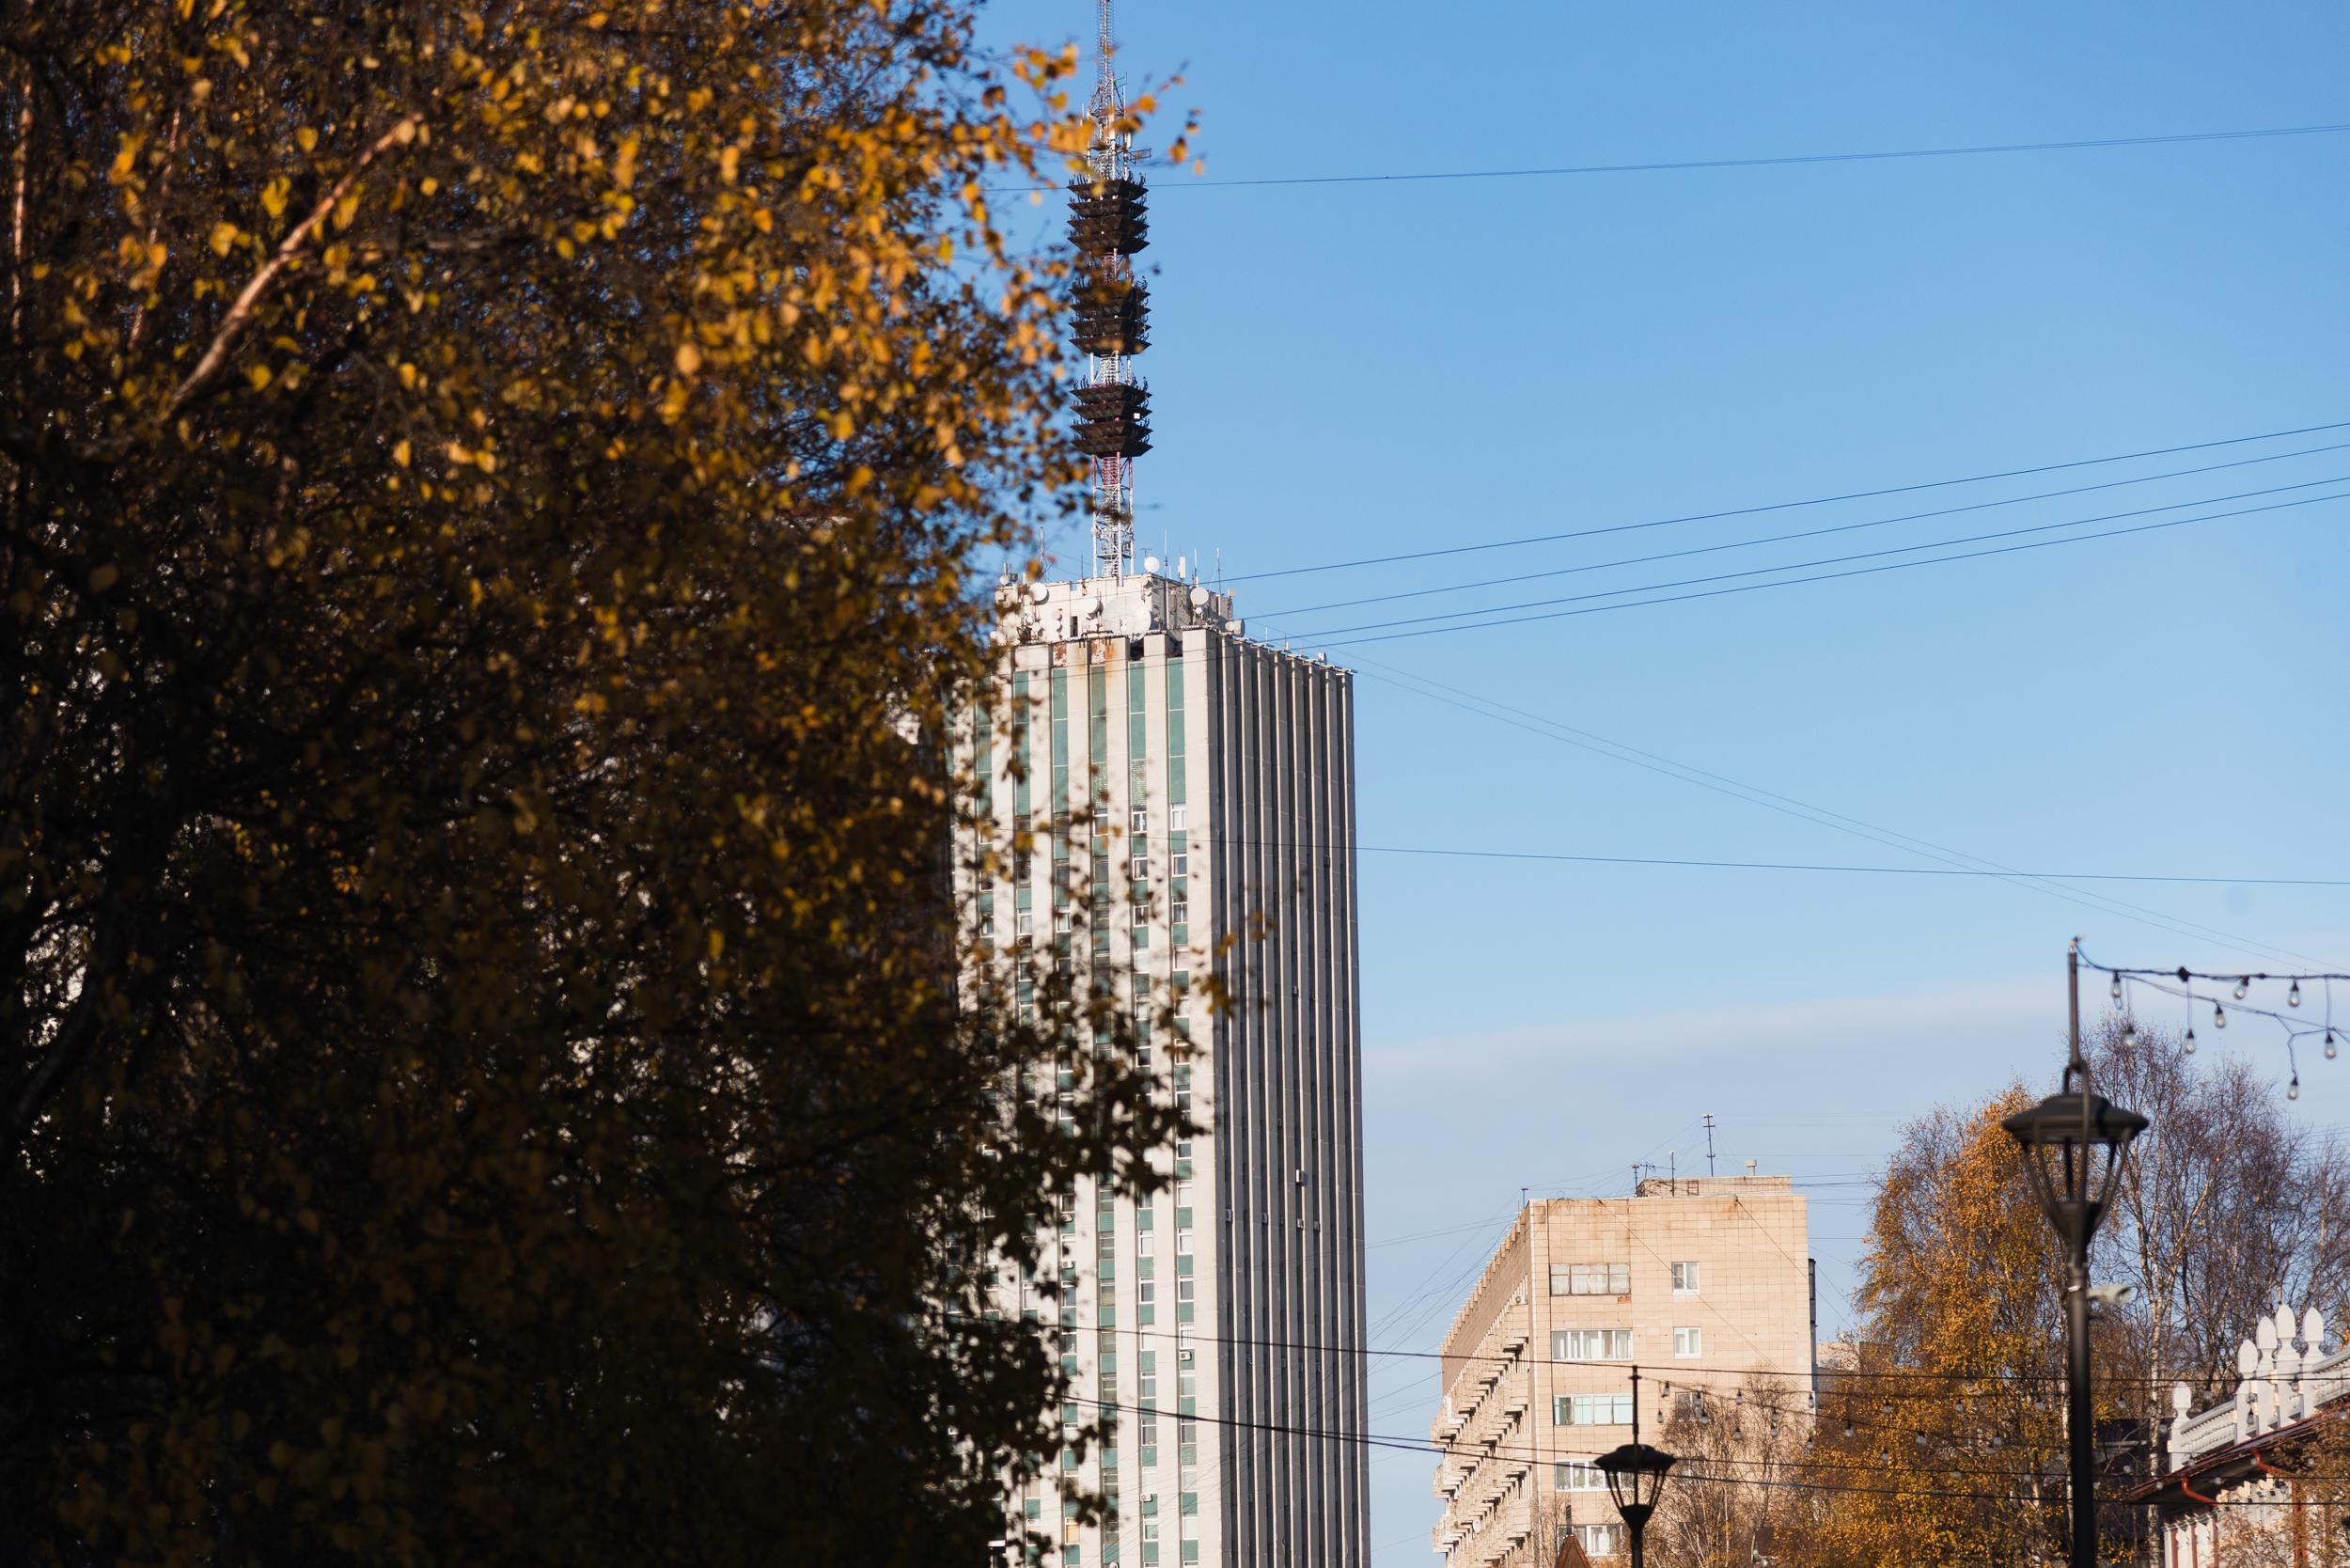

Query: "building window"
<box><xmin>1170</xmin><ymin>806</ymin><xmax>1186</xmax><ymax>830</ymax></box>
<box><xmin>1132</xmin><ymin>808</ymin><xmax>1151</xmax><ymax>834</ymax></box>
<box><xmin>1555</xmin><ymin>1463</ymin><xmax>1610</xmax><ymax>1492</ymax></box>
<box><xmin>1672</xmin><ymin>1262</ymin><xmax>1700</xmax><ymax>1296</ymax></box>
<box><xmin>1574</xmin><ymin>1523</ymin><xmax>1625</xmax><ymax>1558</ymax></box>
<box><xmin>1673</xmin><ymin>1327</ymin><xmax>1703</xmax><ymax>1358</ymax></box>
<box><xmin>1550</xmin><ymin>1262</ymin><xmax>1630</xmax><ymax>1296</ymax></box>
<box><xmin>1016</xmin><ymin>910</ymin><xmax>1034</xmax><ymax>937</ymax></box>
<box><xmin>1554</xmin><ymin>1329</ymin><xmax>1634</xmax><ymax>1362</ymax></box>
<box><xmin>1554</xmin><ymin>1394</ymin><xmax>1634</xmax><ymax>1426</ymax></box>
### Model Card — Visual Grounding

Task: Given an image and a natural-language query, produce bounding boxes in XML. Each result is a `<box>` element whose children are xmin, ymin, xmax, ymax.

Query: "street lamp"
<box><xmin>2002</xmin><ymin>943</ymin><xmax>2148</xmax><ymax>1568</ymax></box>
<box><xmin>1594</xmin><ymin>1440</ymin><xmax>1676</xmax><ymax>1568</ymax></box>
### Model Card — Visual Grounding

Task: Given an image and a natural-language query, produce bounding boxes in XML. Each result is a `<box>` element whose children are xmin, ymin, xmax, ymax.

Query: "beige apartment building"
<box><xmin>1428</xmin><ymin>1176</ymin><xmax>1814</xmax><ymax>1567</ymax></box>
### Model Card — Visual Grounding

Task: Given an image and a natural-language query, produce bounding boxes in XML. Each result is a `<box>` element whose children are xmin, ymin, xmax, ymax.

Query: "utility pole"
<box><xmin>1702</xmin><ymin>1113</ymin><xmax>1716</xmax><ymax>1177</ymax></box>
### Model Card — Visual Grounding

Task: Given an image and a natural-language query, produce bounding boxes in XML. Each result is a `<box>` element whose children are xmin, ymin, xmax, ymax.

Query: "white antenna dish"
<box><xmin>1188</xmin><ymin>586</ymin><xmax>1209</xmax><ymax>607</ymax></box>
<box><xmin>1026</xmin><ymin>581</ymin><xmax>1050</xmax><ymax>604</ymax></box>
<box><xmin>1142</xmin><ymin>555</ymin><xmax>1161</xmax><ymax>575</ymax></box>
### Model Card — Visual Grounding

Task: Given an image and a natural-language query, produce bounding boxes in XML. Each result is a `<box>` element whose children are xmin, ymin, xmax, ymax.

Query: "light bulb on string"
<box><xmin>2327</xmin><ymin>1033</ymin><xmax>2339</xmax><ymax>1061</ymax></box>
<box><xmin>2185</xmin><ymin>1026</ymin><xmax>2197</xmax><ymax>1054</ymax></box>
<box><xmin>2290</xmin><ymin>1074</ymin><xmax>2301</xmax><ymax>1101</ymax></box>
<box><xmin>2122</xmin><ymin>1019</ymin><xmax>2137</xmax><ymax>1049</ymax></box>
<box><xmin>2110</xmin><ymin>973</ymin><xmax>2123</xmax><ymax>1001</ymax></box>
<box><xmin>1842</xmin><ymin>1419</ymin><xmax>1856</xmax><ymax>1438</ymax></box>
<box><xmin>2235</xmin><ymin>977</ymin><xmax>2250</xmax><ymax>1000</ymax></box>
<box><xmin>2290</xmin><ymin>980</ymin><xmax>2302</xmax><ymax>1007</ymax></box>
<box><xmin>2215</xmin><ymin>1003</ymin><xmax>2228</xmax><ymax>1029</ymax></box>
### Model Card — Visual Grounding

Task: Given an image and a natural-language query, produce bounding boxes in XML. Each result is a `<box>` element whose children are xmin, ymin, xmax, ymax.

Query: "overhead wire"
<box><xmin>1051</xmin><ymin>1389</ymin><xmax>2295</xmax><ymax>1508</ymax></box>
<box><xmin>1159</xmin><ymin>122</ymin><xmax>2350</xmax><ymax>194</ymax></box>
<box><xmin>1225</xmin><ymin>416</ymin><xmax>2350</xmax><ymax>583</ymax></box>
<box><xmin>1258</xmin><ymin>438</ymin><xmax>2350</xmax><ymax>620</ymax></box>
<box><xmin>1303</xmin><ymin>481</ymin><xmax>2350</xmax><ymax>645</ymax></box>
<box><xmin>1278</xmin><ymin>638</ymin><xmax>2336</xmax><ymax>967</ymax></box>
<box><xmin>1207</xmin><ymin>835</ymin><xmax>2350</xmax><ymax>887</ymax></box>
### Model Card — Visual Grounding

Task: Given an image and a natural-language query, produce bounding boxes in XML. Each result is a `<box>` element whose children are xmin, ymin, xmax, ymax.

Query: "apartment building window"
<box><xmin>1132</xmin><ymin>808</ymin><xmax>1151</xmax><ymax>834</ymax></box>
<box><xmin>1673</xmin><ymin>1327</ymin><xmax>1703</xmax><ymax>1358</ymax></box>
<box><xmin>1170</xmin><ymin>806</ymin><xmax>1186</xmax><ymax>830</ymax></box>
<box><xmin>1574</xmin><ymin>1523</ymin><xmax>1625</xmax><ymax>1559</ymax></box>
<box><xmin>1553</xmin><ymin>1394</ymin><xmax>1634</xmax><ymax>1426</ymax></box>
<box><xmin>1672</xmin><ymin>1262</ymin><xmax>1701</xmax><ymax>1295</ymax></box>
<box><xmin>1553</xmin><ymin>1328</ymin><xmax>1633</xmax><ymax>1362</ymax></box>
<box><xmin>1550</xmin><ymin>1262</ymin><xmax>1630</xmax><ymax>1296</ymax></box>
<box><xmin>1555</xmin><ymin>1463</ymin><xmax>1610</xmax><ymax>1492</ymax></box>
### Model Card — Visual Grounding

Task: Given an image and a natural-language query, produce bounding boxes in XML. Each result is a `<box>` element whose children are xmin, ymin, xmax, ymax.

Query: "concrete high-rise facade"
<box><xmin>971</xmin><ymin>568</ymin><xmax>1371</xmax><ymax>1568</ymax></box>
<box><xmin>1430</xmin><ymin>1177</ymin><xmax>1815</xmax><ymax>1567</ymax></box>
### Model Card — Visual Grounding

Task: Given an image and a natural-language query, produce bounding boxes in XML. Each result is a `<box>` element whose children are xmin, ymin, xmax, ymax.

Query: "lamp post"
<box><xmin>2001</xmin><ymin>940</ymin><xmax>2148</xmax><ymax>1568</ymax></box>
<box><xmin>1595</xmin><ymin>1369</ymin><xmax>1676</xmax><ymax>1568</ymax></box>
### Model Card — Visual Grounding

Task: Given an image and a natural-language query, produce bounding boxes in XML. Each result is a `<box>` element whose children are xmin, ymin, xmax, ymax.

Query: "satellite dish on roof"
<box><xmin>1189</xmin><ymin>586</ymin><xmax>1209</xmax><ymax>607</ymax></box>
<box><xmin>1142</xmin><ymin>555</ymin><xmax>1161</xmax><ymax>574</ymax></box>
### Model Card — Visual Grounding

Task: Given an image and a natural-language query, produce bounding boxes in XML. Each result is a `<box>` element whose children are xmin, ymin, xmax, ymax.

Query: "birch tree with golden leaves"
<box><xmin>0</xmin><ymin>2</ymin><xmax>1189</xmax><ymax>1562</ymax></box>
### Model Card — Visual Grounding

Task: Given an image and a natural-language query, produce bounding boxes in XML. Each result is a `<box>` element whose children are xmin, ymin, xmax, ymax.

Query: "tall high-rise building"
<box><xmin>1430</xmin><ymin>1178</ymin><xmax>1816</xmax><ymax>1567</ymax></box>
<box><xmin>971</xmin><ymin>569</ymin><xmax>1370</xmax><ymax>1568</ymax></box>
<box><xmin>974</xmin><ymin>7</ymin><xmax>1369</xmax><ymax>1563</ymax></box>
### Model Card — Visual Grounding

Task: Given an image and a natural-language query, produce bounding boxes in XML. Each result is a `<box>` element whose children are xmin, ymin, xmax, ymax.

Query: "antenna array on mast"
<box><xmin>1070</xmin><ymin>0</ymin><xmax>1152</xmax><ymax>580</ymax></box>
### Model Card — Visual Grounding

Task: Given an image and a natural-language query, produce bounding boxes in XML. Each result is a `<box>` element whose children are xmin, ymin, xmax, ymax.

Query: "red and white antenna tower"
<box><xmin>1069</xmin><ymin>0</ymin><xmax>1152</xmax><ymax>580</ymax></box>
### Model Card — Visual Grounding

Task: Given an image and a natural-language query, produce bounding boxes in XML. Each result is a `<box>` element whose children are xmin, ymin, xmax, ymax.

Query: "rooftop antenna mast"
<box><xmin>1069</xmin><ymin>0</ymin><xmax>1152</xmax><ymax>580</ymax></box>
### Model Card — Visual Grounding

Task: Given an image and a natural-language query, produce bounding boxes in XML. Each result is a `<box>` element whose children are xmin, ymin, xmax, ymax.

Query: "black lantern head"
<box><xmin>2001</xmin><ymin>1088</ymin><xmax>2147</xmax><ymax>1247</ymax></box>
<box><xmin>1594</xmin><ymin>1440</ymin><xmax>1677</xmax><ymax>1527</ymax></box>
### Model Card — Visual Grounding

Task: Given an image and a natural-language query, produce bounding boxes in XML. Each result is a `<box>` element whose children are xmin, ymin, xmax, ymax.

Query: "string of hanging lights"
<box><xmin>2076</xmin><ymin>943</ymin><xmax>2341</xmax><ymax>1099</ymax></box>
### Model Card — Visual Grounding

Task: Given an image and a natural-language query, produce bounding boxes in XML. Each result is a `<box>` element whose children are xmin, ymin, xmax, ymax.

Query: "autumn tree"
<box><xmin>0</xmin><ymin>2</ymin><xmax>1188</xmax><ymax>1563</ymax></box>
<box><xmin>1808</xmin><ymin>1029</ymin><xmax>2350</xmax><ymax>1568</ymax></box>
<box><xmin>1807</xmin><ymin>1087</ymin><xmax>2080</xmax><ymax>1568</ymax></box>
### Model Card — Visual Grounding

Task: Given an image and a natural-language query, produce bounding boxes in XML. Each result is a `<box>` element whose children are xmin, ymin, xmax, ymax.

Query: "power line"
<box><xmin>1258</xmin><ymin>438</ymin><xmax>2350</xmax><ymax>620</ymax></box>
<box><xmin>1302</xmin><ymin>478</ymin><xmax>2350</xmax><ymax>644</ymax></box>
<box><xmin>1341</xmin><ymin>841</ymin><xmax>2350</xmax><ymax>888</ymax></box>
<box><xmin>1225</xmin><ymin>416</ymin><xmax>2350</xmax><ymax>582</ymax></box>
<box><xmin>1331</xmin><ymin>660</ymin><xmax>2333</xmax><ymax>968</ymax></box>
<box><xmin>1050</xmin><ymin>1388</ymin><xmax>2293</xmax><ymax>1508</ymax></box>
<box><xmin>1162</xmin><ymin>122</ymin><xmax>2350</xmax><ymax>193</ymax></box>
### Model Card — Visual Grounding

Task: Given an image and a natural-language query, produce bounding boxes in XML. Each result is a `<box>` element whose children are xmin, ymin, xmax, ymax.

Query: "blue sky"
<box><xmin>979</xmin><ymin>2</ymin><xmax>2350</xmax><ymax>1560</ymax></box>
